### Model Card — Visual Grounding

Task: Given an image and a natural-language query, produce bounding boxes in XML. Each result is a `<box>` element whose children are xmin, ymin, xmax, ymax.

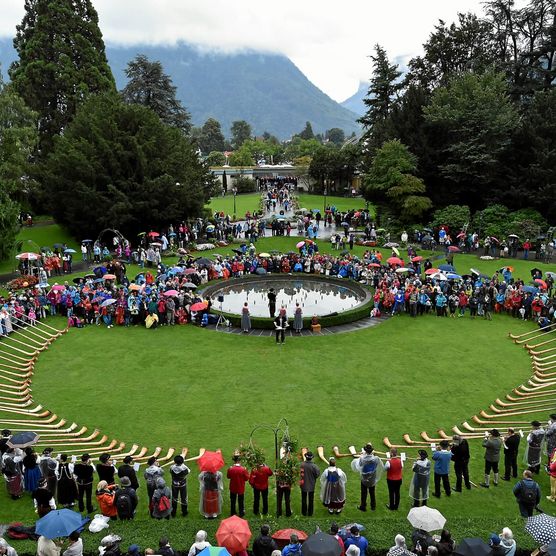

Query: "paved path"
<box><xmin>204</xmin><ymin>315</ymin><xmax>389</xmax><ymax>336</ymax></box>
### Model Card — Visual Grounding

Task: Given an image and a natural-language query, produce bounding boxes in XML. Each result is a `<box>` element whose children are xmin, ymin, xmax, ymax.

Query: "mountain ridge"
<box><xmin>0</xmin><ymin>38</ymin><xmax>360</xmax><ymax>139</ymax></box>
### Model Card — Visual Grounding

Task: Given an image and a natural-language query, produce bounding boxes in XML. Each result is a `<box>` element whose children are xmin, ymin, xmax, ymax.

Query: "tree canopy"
<box><xmin>40</xmin><ymin>93</ymin><xmax>214</xmax><ymax>238</ymax></box>
<box><xmin>121</xmin><ymin>54</ymin><xmax>191</xmax><ymax>134</ymax></box>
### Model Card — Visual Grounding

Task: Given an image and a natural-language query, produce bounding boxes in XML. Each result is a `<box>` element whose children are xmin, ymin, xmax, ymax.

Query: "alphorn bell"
<box><xmin>510</xmin><ymin>322</ymin><xmax>556</xmax><ymax>340</ymax></box>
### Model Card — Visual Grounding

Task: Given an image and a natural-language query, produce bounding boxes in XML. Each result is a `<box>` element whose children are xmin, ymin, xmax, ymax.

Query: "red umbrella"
<box><xmin>190</xmin><ymin>301</ymin><xmax>208</xmax><ymax>312</ymax></box>
<box><xmin>148</xmin><ymin>231</ymin><xmax>160</xmax><ymax>238</ymax></box>
<box><xmin>425</xmin><ymin>268</ymin><xmax>439</xmax><ymax>275</ymax></box>
<box><xmin>272</xmin><ymin>529</ymin><xmax>308</xmax><ymax>549</ymax></box>
<box><xmin>216</xmin><ymin>516</ymin><xmax>252</xmax><ymax>553</ymax></box>
<box><xmin>412</xmin><ymin>256</ymin><xmax>423</xmax><ymax>262</ymax></box>
<box><xmin>448</xmin><ymin>246</ymin><xmax>460</xmax><ymax>252</ymax></box>
<box><xmin>184</xmin><ymin>268</ymin><xmax>198</xmax><ymax>275</ymax></box>
<box><xmin>535</xmin><ymin>279</ymin><xmax>548</xmax><ymax>290</ymax></box>
<box><xmin>163</xmin><ymin>290</ymin><xmax>179</xmax><ymax>297</ymax></box>
<box><xmin>387</xmin><ymin>257</ymin><xmax>403</xmax><ymax>266</ymax></box>
<box><xmin>103</xmin><ymin>274</ymin><xmax>116</xmax><ymax>280</ymax></box>
<box><xmin>368</xmin><ymin>263</ymin><xmax>381</xmax><ymax>268</ymax></box>
<box><xmin>457</xmin><ymin>232</ymin><xmax>466</xmax><ymax>239</ymax></box>
<box><xmin>197</xmin><ymin>450</ymin><xmax>224</xmax><ymax>473</ymax></box>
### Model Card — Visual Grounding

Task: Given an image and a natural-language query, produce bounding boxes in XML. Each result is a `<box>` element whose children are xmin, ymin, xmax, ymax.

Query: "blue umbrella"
<box><xmin>255</xmin><ymin>267</ymin><xmax>267</xmax><ymax>275</ymax></box>
<box><xmin>35</xmin><ymin>509</ymin><xmax>84</xmax><ymax>539</ymax></box>
<box><xmin>7</xmin><ymin>431</ymin><xmax>39</xmax><ymax>449</ymax></box>
<box><xmin>63</xmin><ymin>249</ymin><xmax>76</xmax><ymax>254</ymax></box>
<box><xmin>311</xmin><ymin>208</ymin><xmax>321</xmax><ymax>213</ymax></box>
<box><xmin>522</xmin><ymin>285</ymin><xmax>538</xmax><ymax>294</ymax></box>
<box><xmin>446</xmin><ymin>273</ymin><xmax>462</xmax><ymax>280</ymax></box>
<box><xmin>168</xmin><ymin>232</ymin><xmax>177</xmax><ymax>237</ymax></box>
<box><xmin>439</xmin><ymin>264</ymin><xmax>455</xmax><ymax>272</ymax></box>
<box><xmin>100</xmin><ymin>299</ymin><xmax>116</xmax><ymax>307</ymax></box>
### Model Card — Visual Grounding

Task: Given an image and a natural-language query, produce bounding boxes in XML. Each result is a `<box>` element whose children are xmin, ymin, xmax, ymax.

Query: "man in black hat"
<box><xmin>299</xmin><ymin>451</ymin><xmax>320</xmax><ymax>516</ymax></box>
<box><xmin>481</xmin><ymin>429</ymin><xmax>502</xmax><ymax>488</ymax></box>
<box><xmin>502</xmin><ymin>428</ymin><xmax>521</xmax><ymax>481</ymax></box>
<box><xmin>546</xmin><ymin>414</ymin><xmax>556</xmax><ymax>460</ymax></box>
<box><xmin>0</xmin><ymin>429</ymin><xmax>11</xmax><ymax>456</ymax></box>
<box><xmin>267</xmin><ymin>288</ymin><xmax>276</xmax><ymax>318</ymax></box>
<box><xmin>526</xmin><ymin>420</ymin><xmax>545</xmax><ymax>474</ymax></box>
<box><xmin>74</xmin><ymin>453</ymin><xmax>95</xmax><ymax>514</ymax></box>
<box><xmin>114</xmin><ymin>476</ymin><xmax>138</xmax><ymax>520</ymax></box>
<box><xmin>118</xmin><ymin>456</ymin><xmax>139</xmax><ymax>491</ymax></box>
<box><xmin>451</xmin><ymin>435</ymin><xmax>471</xmax><ymax>491</ymax></box>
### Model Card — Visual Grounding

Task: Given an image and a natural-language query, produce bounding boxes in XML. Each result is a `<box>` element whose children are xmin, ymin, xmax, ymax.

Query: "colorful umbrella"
<box><xmin>534</xmin><ymin>279</ymin><xmax>548</xmax><ymax>289</ymax></box>
<box><xmin>129</xmin><ymin>284</ymin><xmax>142</xmax><ymax>292</ymax></box>
<box><xmin>7</xmin><ymin>431</ymin><xmax>39</xmax><ymax>449</ymax></box>
<box><xmin>51</xmin><ymin>285</ymin><xmax>66</xmax><ymax>291</ymax></box>
<box><xmin>184</xmin><ymin>268</ymin><xmax>198</xmax><ymax>275</ymax></box>
<box><xmin>163</xmin><ymin>290</ymin><xmax>179</xmax><ymax>297</ymax></box>
<box><xmin>448</xmin><ymin>246</ymin><xmax>460</xmax><ymax>252</ymax></box>
<box><xmin>387</xmin><ymin>257</ymin><xmax>403</xmax><ymax>266</ymax></box>
<box><xmin>296</xmin><ymin>241</ymin><xmax>305</xmax><ymax>249</ymax></box>
<box><xmin>100</xmin><ymin>299</ymin><xmax>116</xmax><ymax>307</ymax></box>
<box><xmin>368</xmin><ymin>263</ymin><xmax>381</xmax><ymax>268</ymax></box>
<box><xmin>182</xmin><ymin>282</ymin><xmax>197</xmax><ymax>289</ymax></box>
<box><xmin>431</xmin><ymin>272</ymin><xmax>448</xmax><ymax>281</ymax></box>
<box><xmin>412</xmin><ymin>256</ymin><xmax>423</xmax><ymax>262</ymax></box>
<box><xmin>197</xmin><ymin>548</ymin><xmax>230</xmax><ymax>556</ymax></box>
<box><xmin>103</xmin><ymin>274</ymin><xmax>116</xmax><ymax>280</ymax></box>
<box><xmin>190</xmin><ymin>301</ymin><xmax>208</xmax><ymax>312</ymax></box>
<box><xmin>391</xmin><ymin>247</ymin><xmax>400</xmax><ymax>256</ymax></box>
<box><xmin>446</xmin><ymin>273</ymin><xmax>462</xmax><ymax>280</ymax></box>
<box><xmin>197</xmin><ymin>450</ymin><xmax>224</xmax><ymax>473</ymax></box>
<box><xmin>16</xmin><ymin>252</ymin><xmax>41</xmax><ymax>260</ymax></box>
<box><xmin>272</xmin><ymin>529</ymin><xmax>308</xmax><ymax>546</ymax></box>
<box><xmin>35</xmin><ymin>509</ymin><xmax>85</xmax><ymax>539</ymax></box>
<box><xmin>438</xmin><ymin>264</ymin><xmax>455</xmax><ymax>272</ymax></box>
<box><xmin>216</xmin><ymin>516</ymin><xmax>252</xmax><ymax>553</ymax></box>
<box><xmin>148</xmin><ymin>231</ymin><xmax>160</xmax><ymax>237</ymax></box>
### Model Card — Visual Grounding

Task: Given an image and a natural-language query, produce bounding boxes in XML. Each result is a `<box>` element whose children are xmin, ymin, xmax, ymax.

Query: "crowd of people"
<box><xmin>4</xmin><ymin>430</ymin><xmax>546</xmax><ymax>555</ymax></box>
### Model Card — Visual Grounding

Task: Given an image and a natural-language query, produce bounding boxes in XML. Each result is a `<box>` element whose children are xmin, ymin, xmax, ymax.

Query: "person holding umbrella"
<box><xmin>198</xmin><ymin>452</ymin><xmax>224</xmax><ymax>519</ymax></box>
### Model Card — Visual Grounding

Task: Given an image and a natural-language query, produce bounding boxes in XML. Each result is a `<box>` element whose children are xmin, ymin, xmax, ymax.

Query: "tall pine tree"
<box><xmin>9</xmin><ymin>0</ymin><xmax>115</xmax><ymax>154</ymax></box>
<box><xmin>358</xmin><ymin>44</ymin><xmax>402</xmax><ymax>155</ymax></box>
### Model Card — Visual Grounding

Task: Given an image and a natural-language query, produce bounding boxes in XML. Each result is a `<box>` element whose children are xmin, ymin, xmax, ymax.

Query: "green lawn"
<box><xmin>206</xmin><ymin>193</ymin><xmax>261</xmax><ymax>217</ymax></box>
<box><xmin>296</xmin><ymin>194</ymin><xmax>369</xmax><ymax>214</ymax></box>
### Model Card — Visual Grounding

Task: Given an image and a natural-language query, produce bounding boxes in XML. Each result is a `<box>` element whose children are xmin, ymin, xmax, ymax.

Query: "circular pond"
<box><xmin>204</xmin><ymin>275</ymin><xmax>369</xmax><ymax>318</ymax></box>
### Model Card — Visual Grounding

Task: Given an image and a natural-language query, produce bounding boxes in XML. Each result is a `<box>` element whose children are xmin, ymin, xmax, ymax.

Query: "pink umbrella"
<box><xmin>296</xmin><ymin>241</ymin><xmax>305</xmax><ymax>249</ymax></box>
<box><xmin>184</xmin><ymin>268</ymin><xmax>197</xmax><ymax>275</ymax></box>
<box><xmin>163</xmin><ymin>290</ymin><xmax>179</xmax><ymax>297</ymax></box>
<box><xmin>148</xmin><ymin>231</ymin><xmax>160</xmax><ymax>238</ymax></box>
<box><xmin>16</xmin><ymin>252</ymin><xmax>41</xmax><ymax>260</ymax></box>
<box><xmin>51</xmin><ymin>285</ymin><xmax>66</xmax><ymax>291</ymax></box>
<box><xmin>448</xmin><ymin>246</ymin><xmax>460</xmax><ymax>252</ymax></box>
<box><xmin>425</xmin><ymin>268</ymin><xmax>439</xmax><ymax>275</ymax></box>
<box><xmin>412</xmin><ymin>256</ymin><xmax>424</xmax><ymax>262</ymax></box>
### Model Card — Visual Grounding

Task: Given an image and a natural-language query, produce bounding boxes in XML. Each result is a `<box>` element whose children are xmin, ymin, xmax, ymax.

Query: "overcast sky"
<box><xmin>1</xmin><ymin>0</ymin><xmax>485</xmax><ymax>102</ymax></box>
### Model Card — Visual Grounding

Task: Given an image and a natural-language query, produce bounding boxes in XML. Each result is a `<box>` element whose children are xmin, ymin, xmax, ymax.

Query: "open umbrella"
<box><xmin>534</xmin><ymin>279</ymin><xmax>548</xmax><ymax>289</ymax></box>
<box><xmin>51</xmin><ymin>285</ymin><xmax>66</xmax><ymax>291</ymax></box>
<box><xmin>259</xmin><ymin>253</ymin><xmax>271</xmax><ymax>258</ymax></box>
<box><xmin>196</xmin><ymin>258</ymin><xmax>213</xmax><ymax>267</ymax></box>
<box><xmin>184</xmin><ymin>268</ymin><xmax>198</xmax><ymax>275</ymax></box>
<box><xmin>407</xmin><ymin>506</ymin><xmax>446</xmax><ymax>532</ymax></box>
<box><xmin>197</xmin><ymin>450</ymin><xmax>224</xmax><ymax>473</ymax></box>
<box><xmin>40</xmin><ymin>246</ymin><xmax>51</xmax><ymax>252</ymax></box>
<box><xmin>100</xmin><ymin>299</ymin><xmax>116</xmax><ymax>307</ymax></box>
<box><xmin>412</xmin><ymin>256</ymin><xmax>423</xmax><ymax>262</ymax></box>
<box><xmin>256</xmin><ymin>267</ymin><xmax>267</xmax><ymax>275</ymax></box>
<box><xmin>446</xmin><ymin>273</ymin><xmax>462</xmax><ymax>280</ymax></box>
<box><xmin>448</xmin><ymin>246</ymin><xmax>460</xmax><ymax>252</ymax></box>
<box><xmin>522</xmin><ymin>285</ymin><xmax>538</xmax><ymax>294</ymax></box>
<box><xmin>272</xmin><ymin>529</ymin><xmax>308</xmax><ymax>549</ymax></box>
<box><xmin>53</xmin><ymin>243</ymin><xmax>65</xmax><ymax>249</ymax></box>
<box><xmin>396</xmin><ymin>268</ymin><xmax>413</xmax><ymax>274</ymax></box>
<box><xmin>545</xmin><ymin>539</ymin><xmax>556</xmax><ymax>556</ymax></box>
<box><xmin>530</xmin><ymin>268</ymin><xmax>543</xmax><ymax>277</ymax></box>
<box><xmin>190</xmin><ymin>301</ymin><xmax>208</xmax><ymax>312</ymax></box>
<box><xmin>340</xmin><ymin>250</ymin><xmax>350</xmax><ymax>256</ymax></box>
<box><xmin>439</xmin><ymin>264</ymin><xmax>455</xmax><ymax>272</ymax></box>
<box><xmin>163</xmin><ymin>290</ymin><xmax>179</xmax><ymax>297</ymax></box>
<box><xmin>177</xmin><ymin>248</ymin><xmax>188</xmax><ymax>255</ymax></box>
<box><xmin>72</xmin><ymin>277</ymin><xmax>83</xmax><ymax>284</ymax></box>
<box><xmin>525</xmin><ymin>514</ymin><xmax>556</xmax><ymax>545</ymax></box>
<box><xmin>508</xmin><ymin>234</ymin><xmax>519</xmax><ymax>239</ymax></box>
<box><xmin>546</xmin><ymin>272</ymin><xmax>556</xmax><ymax>279</ymax></box>
<box><xmin>183</xmin><ymin>282</ymin><xmax>197</xmax><ymax>289</ymax></box>
<box><xmin>35</xmin><ymin>509</ymin><xmax>85</xmax><ymax>539</ymax></box>
<box><xmin>368</xmin><ymin>263</ymin><xmax>381</xmax><ymax>268</ymax></box>
<box><xmin>16</xmin><ymin>252</ymin><xmax>41</xmax><ymax>260</ymax></box>
<box><xmin>296</xmin><ymin>241</ymin><xmax>305</xmax><ymax>249</ymax></box>
<box><xmin>81</xmin><ymin>239</ymin><xmax>93</xmax><ymax>243</ymax></box>
<box><xmin>301</xmin><ymin>532</ymin><xmax>341</xmax><ymax>556</ymax></box>
<box><xmin>197</xmin><ymin>548</ymin><xmax>230</xmax><ymax>556</ymax></box>
<box><xmin>129</xmin><ymin>284</ymin><xmax>142</xmax><ymax>292</ymax></box>
<box><xmin>103</xmin><ymin>274</ymin><xmax>116</xmax><ymax>280</ymax></box>
<box><xmin>383</xmin><ymin>242</ymin><xmax>399</xmax><ymax>248</ymax></box>
<box><xmin>387</xmin><ymin>257</ymin><xmax>403</xmax><ymax>266</ymax></box>
<box><xmin>425</xmin><ymin>268</ymin><xmax>439</xmax><ymax>275</ymax></box>
<box><xmin>453</xmin><ymin>538</ymin><xmax>490</xmax><ymax>556</ymax></box>
<box><xmin>206</xmin><ymin>225</ymin><xmax>216</xmax><ymax>232</ymax></box>
<box><xmin>216</xmin><ymin>516</ymin><xmax>252</xmax><ymax>553</ymax></box>
<box><xmin>148</xmin><ymin>231</ymin><xmax>160</xmax><ymax>238</ymax></box>
<box><xmin>7</xmin><ymin>431</ymin><xmax>39</xmax><ymax>449</ymax></box>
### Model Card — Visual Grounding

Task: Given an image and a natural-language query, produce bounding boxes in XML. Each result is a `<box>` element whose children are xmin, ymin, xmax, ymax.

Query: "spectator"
<box><xmin>62</xmin><ymin>532</ymin><xmax>82</xmax><ymax>556</ymax></box>
<box><xmin>387</xmin><ymin>535</ymin><xmax>416</xmax><ymax>556</ymax></box>
<box><xmin>434</xmin><ymin>530</ymin><xmax>454</xmax><ymax>556</ymax></box>
<box><xmin>512</xmin><ymin>470</ymin><xmax>540</xmax><ymax>517</ymax></box>
<box><xmin>151</xmin><ymin>478</ymin><xmax>172</xmax><ymax>520</ymax></box>
<box><xmin>282</xmin><ymin>535</ymin><xmax>302</xmax><ymax>556</ymax></box>
<box><xmin>187</xmin><ymin>531</ymin><xmax>210</xmax><ymax>556</ymax></box>
<box><xmin>344</xmin><ymin>526</ymin><xmax>368</xmax><ymax>554</ymax></box>
<box><xmin>114</xmin><ymin>476</ymin><xmax>138</xmax><ymax>520</ymax></box>
<box><xmin>499</xmin><ymin>528</ymin><xmax>516</xmax><ymax>556</ymax></box>
<box><xmin>252</xmin><ymin>525</ymin><xmax>278</xmax><ymax>556</ymax></box>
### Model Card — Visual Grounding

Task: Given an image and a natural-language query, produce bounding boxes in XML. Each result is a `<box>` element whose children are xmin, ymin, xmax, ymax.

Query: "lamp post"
<box><xmin>249</xmin><ymin>418</ymin><xmax>290</xmax><ymax>468</ymax></box>
<box><xmin>323</xmin><ymin>182</ymin><xmax>328</xmax><ymax>213</ymax></box>
<box><xmin>232</xmin><ymin>186</ymin><xmax>237</xmax><ymax>216</ymax></box>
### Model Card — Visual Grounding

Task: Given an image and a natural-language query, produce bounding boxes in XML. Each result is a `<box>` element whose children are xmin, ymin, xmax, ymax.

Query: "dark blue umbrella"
<box><xmin>301</xmin><ymin>532</ymin><xmax>341</xmax><ymax>556</ymax></box>
<box><xmin>7</xmin><ymin>431</ymin><xmax>39</xmax><ymax>449</ymax></box>
<box><xmin>523</xmin><ymin>285</ymin><xmax>539</xmax><ymax>294</ymax></box>
<box><xmin>36</xmin><ymin>509</ymin><xmax>84</xmax><ymax>539</ymax></box>
<box><xmin>439</xmin><ymin>264</ymin><xmax>455</xmax><ymax>272</ymax></box>
<box><xmin>453</xmin><ymin>538</ymin><xmax>490</xmax><ymax>556</ymax></box>
<box><xmin>255</xmin><ymin>267</ymin><xmax>267</xmax><ymax>275</ymax></box>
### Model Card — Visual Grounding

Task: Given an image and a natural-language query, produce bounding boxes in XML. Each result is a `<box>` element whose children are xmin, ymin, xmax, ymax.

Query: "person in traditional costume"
<box><xmin>351</xmin><ymin>443</ymin><xmax>383</xmax><ymax>512</ymax></box>
<box><xmin>56</xmin><ymin>454</ymin><xmax>77</xmax><ymax>508</ymax></box>
<box><xmin>410</xmin><ymin>450</ymin><xmax>430</xmax><ymax>507</ymax></box>
<box><xmin>525</xmin><ymin>420</ymin><xmax>545</xmax><ymax>474</ymax></box>
<box><xmin>274</xmin><ymin>309</ymin><xmax>288</xmax><ymax>345</ymax></box>
<box><xmin>198</xmin><ymin>470</ymin><xmax>223</xmax><ymax>518</ymax></box>
<box><xmin>33</xmin><ymin>478</ymin><xmax>56</xmax><ymax>517</ymax></box>
<box><xmin>293</xmin><ymin>303</ymin><xmax>303</xmax><ymax>333</ymax></box>
<box><xmin>23</xmin><ymin>447</ymin><xmax>41</xmax><ymax>493</ymax></box>
<box><xmin>241</xmin><ymin>302</ymin><xmax>251</xmax><ymax>333</ymax></box>
<box><xmin>320</xmin><ymin>457</ymin><xmax>347</xmax><ymax>514</ymax></box>
<box><xmin>2</xmin><ymin>447</ymin><xmax>23</xmax><ymax>499</ymax></box>
<box><xmin>545</xmin><ymin>413</ymin><xmax>556</xmax><ymax>460</ymax></box>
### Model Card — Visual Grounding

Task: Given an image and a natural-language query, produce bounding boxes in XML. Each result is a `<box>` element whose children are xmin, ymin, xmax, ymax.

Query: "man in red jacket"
<box><xmin>249</xmin><ymin>460</ymin><xmax>273</xmax><ymax>515</ymax></box>
<box><xmin>227</xmin><ymin>454</ymin><xmax>249</xmax><ymax>517</ymax></box>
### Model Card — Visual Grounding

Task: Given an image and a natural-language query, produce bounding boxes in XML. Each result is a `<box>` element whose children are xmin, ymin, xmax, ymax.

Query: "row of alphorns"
<box><xmin>379</xmin><ymin>324</ymin><xmax>556</xmax><ymax>451</ymax></box>
<box><xmin>0</xmin><ymin>317</ymin><xmax>203</xmax><ymax>469</ymax></box>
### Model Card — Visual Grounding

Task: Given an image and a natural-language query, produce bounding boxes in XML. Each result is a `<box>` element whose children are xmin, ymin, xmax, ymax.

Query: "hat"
<box><xmin>551</xmin><ymin>414</ymin><xmax>556</xmax><ymax>420</ymax></box>
<box><xmin>418</xmin><ymin>450</ymin><xmax>428</xmax><ymax>458</ymax></box>
<box><xmin>363</xmin><ymin>443</ymin><xmax>373</xmax><ymax>453</ymax></box>
<box><xmin>123</xmin><ymin>456</ymin><xmax>133</xmax><ymax>464</ymax></box>
<box><xmin>490</xmin><ymin>429</ymin><xmax>500</xmax><ymax>437</ymax></box>
<box><xmin>120</xmin><ymin>476</ymin><xmax>131</xmax><ymax>487</ymax></box>
<box><xmin>531</xmin><ymin>420</ymin><xmax>542</xmax><ymax>427</ymax></box>
<box><xmin>489</xmin><ymin>534</ymin><xmax>500</xmax><ymax>546</ymax></box>
<box><xmin>305</xmin><ymin>451</ymin><xmax>314</xmax><ymax>460</ymax></box>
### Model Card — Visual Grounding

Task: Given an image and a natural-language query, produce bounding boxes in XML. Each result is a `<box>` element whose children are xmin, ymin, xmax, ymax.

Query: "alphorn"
<box><xmin>0</xmin><ymin>399</ymin><xmax>34</xmax><ymax>409</ymax></box>
<box><xmin>533</xmin><ymin>354</ymin><xmax>556</xmax><ymax>362</ymax></box>
<box><xmin>510</xmin><ymin>322</ymin><xmax>556</xmax><ymax>340</ymax></box>
<box><xmin>156</xmin><ymin>448</ymin><xmax>176</xmax><ymax>464</ymax></box>
<box><xmin>35</xmin><ymin>434</ymin><xmax>109</xmax><ymax>448</ymax></box>
<box><xmin>0</xmin><ymin>350</ymin><xmax>34</xmax><ymax>363</ymax></box>
<box><xmin>0</xmin><ymin>406</ymin><xmax>50</xmax><ymax>417</ymax></box>
<box><xmin>184</xmin><ymin>448</ymin><xmax>205</xmax><ymax>462</ymax></box>
<box><xmin>472</xmin><ymin>415</ymin><xmax>531</xmax><ymax>425</ymax></box>
<box><xmin>0</xmin><ymin>355</ymin><xmax>32</xmax><ymax>368</ymax></box>
<box><xmin>529</xmin><ymin>347</ymin><xmax>556</xmax><ymax>356</ymax></box>
<box><xmin>10</xmin><ymin>315</ymin><xmax>60</xmax><ymax>335</ymax></box>
<box><xmin>534</xmin><ymin>370</ymin><xmax>556</xmax><ymax>378</ymax></box>
<box><xmin>162</xmin><ymin>447</ymin><xmax>189</xmax><ymax>467</ymax></box>
<box><xmin>0</xmin><ymin>382</ymin><xmax>32</xmax><ymax>391</ymax></box>
<box><xmin>35</xmin><ymin>430</ymin><xmax>101</xmax><ymax>443</ymax></box>
<box><xmin>0</xmin><ymin>414</ymin><xmax>59</xmax><ymax>425</ymax></box>
<box><xmin>2</xmin><ymin>335</ymin><xmax>43</xmax><ymax>354</ymax></box>
<box><xmin>496</xmin><ymin>397</ymin><xmax>555</xmax><ymax>408</ymax></box>
<box><xmin>29</xmin><ymin>319</ymin><xmax>66</xmax><ymax>336</ymax></box>
<box><xmin>480</xmin><ymin>407</ymin><xmax>553</xmax><ymax>418</ymax></box>
<box><xmin>0</xmin><ymin>363</ymin><xmax>32</xmax><ymax>374</ymax></box>
<box><xmin>85</xmin><ymin>440</ymin><xmax>125</xmax><ymax>457</ymax></box>
<box><xmin>135</xmin><ymin>446</ymin><xmax>162</xmax><ymax>462</ymax></box>
<box><xmin>518</xmin><ymin>327</ymin><xmax>556</xmax><ymax>345</ymax></box>
<box><xmin>11</xmin><ymin>324</ymin><xmax>54</xmax><ymax>346</ymax></box>
<box><xmin>0</xmin><ymin>392</ymin><xmax>32</xmax><ymax>403</ymax></box>
<box><xmin>383</xmin><ymin>437</ymin><xmax>423</xmax><ymax>450</ymax></box>
<box><xmin>526</xmin><ymin>336</ymin><xmax>556</xmax><ymax>350</ymax></box>
<box><xmin>488</xmin><ymin>403</ymin><xmax>556</xmax><ymax>414</ymax></box>
<box><xmin>317</xmin><ymin>445</ymin><xmax>330</xmax><ymax>464</ymax></box>
<box><xmin>5</xmin><ymin>423</ymin><xmax>78</xmax><ymax>435</ymax></box>
<box><xmin>333</xmin><ymin>446</ymin><xmax>352</xmax><ymax>458</ymax></box>
<box><xmin>11</xmin><ymin>331</ymin><xmax>49</xmax><ymax>349</ymax></box>
<box><xmin>0</xmin><ymin>367</ymin><xmax>32</xmax><ymax>378</ymax></box>
<box><xmin>405</xmin><ymin>434</ymin><xmax>434</xmax><ymax>446</ymax></box>
<box><xmin>509</xmin><ymin>390</ymin><xmax>556</xmax><ymax>400</ymax></box>
<box><xmin>0</xmin><ymin>342</ymin><xmax>37</xmax><ymax>357</ymax></box>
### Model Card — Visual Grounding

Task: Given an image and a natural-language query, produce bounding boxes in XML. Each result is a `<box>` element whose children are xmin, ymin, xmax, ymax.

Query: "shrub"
<box><xmin>233</xmin><ymin>176</ymin><xmax>257</xmax><ymax>193</ymax></box>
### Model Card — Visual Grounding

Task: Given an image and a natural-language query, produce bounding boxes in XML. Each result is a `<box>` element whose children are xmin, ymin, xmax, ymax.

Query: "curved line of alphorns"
<box><xmin>1</xmin><ymin>317</ymin><xmax>556</xmax><ymax>465</ymax></box>
<box><xmin>0</xmin><ymin>316</ymin><xmax>205</xmax><ymax>467</ymax></box>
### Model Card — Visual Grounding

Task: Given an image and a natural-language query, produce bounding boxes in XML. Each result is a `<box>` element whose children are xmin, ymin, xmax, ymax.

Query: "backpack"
<box><xmin>157</xmin><ymin>493</ymin><xmax>171</xmax><ymax>513</ymax></box>
<box><xmin>520</xmin><ymin>480</ymin><xmax>537</xmax><ymax>504</ymax></box>
<box><xmin>116</xmin><ymin>491</ymin><xmax>132</xmax><ymax>515</ymax></box>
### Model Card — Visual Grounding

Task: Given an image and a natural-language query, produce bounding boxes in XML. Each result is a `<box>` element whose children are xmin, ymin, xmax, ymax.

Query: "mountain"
<box><xmin>0</xmin><ymin>38</ymin><xmax>360</xmax><ymax>139</ymax></box>
<box><xmin>340</xmin><ymin>82</ymin><xmax>369</xmax><ymax>116</ymax></box>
